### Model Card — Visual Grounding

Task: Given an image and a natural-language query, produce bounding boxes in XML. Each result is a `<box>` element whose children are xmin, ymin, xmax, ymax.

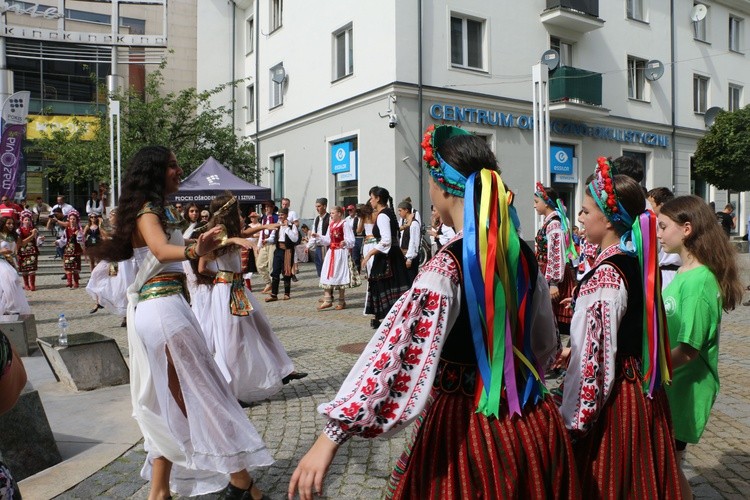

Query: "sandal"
<box><xmin>265</xmin><ymin>295</ymin><xmax>278</xmax><ymax>303</ymax></box>
<box><xmin>318</xmin><ymin>302</ymin><xmax>333</xmax><ymax>310</ymax></box>
<box><xmin>219</xmin><ymin>479</ymin><xmax>263</xmax><ymax>500</ymax></box>
<box><xmin>335</xmin><ymin>302</ymin><xmax>346</xmax><ymax>310</ymax></box>
<box><xmin>283</xmin><ymin>294</ymin><xmax>291</xmax><ymax>300</ymax></box>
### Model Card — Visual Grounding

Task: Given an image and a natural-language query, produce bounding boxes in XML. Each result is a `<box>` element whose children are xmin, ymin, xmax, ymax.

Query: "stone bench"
<box><xmin>36</xmin><ymin>332</ymin><xmax>129</xmax><ymax>392</ymax></box>
<box><xmin>0</xmin><ymin>314</ymin><xmax>38</xmax><ymax>356</ymax></box>
<box><xmin>0</xmin><ymin>389</ymin><xmax>62</xmax><ymax>481</ymax></box>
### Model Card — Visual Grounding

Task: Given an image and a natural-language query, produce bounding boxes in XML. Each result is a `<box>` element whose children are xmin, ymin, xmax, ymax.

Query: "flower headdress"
<box><xmin>534</xmin><ymin>182</ymin><xmax>556</xmax><ymax>210</ymax></box>
<box><xmin>536</xmin><ymin>182</ymin><xmax>578</xmax><ymax>261</ymax></box>
<box><xmin>421</xmin><ymin>125</ymin><xmax>470</xmax><ymax>197</ymax></box>
<box><xmin>587</xmin><ymin>156</ymin><xmax>672</xmax><ymax>396</ymax></box>
<box><xmin>19</xmin><ymin>210</ymin><xmax>33</xmax><ymax>221</ymax></box>
<box><xmin>421</xmin><ymin>125</ymin><xmax>547</xmax><ymax>418</ymax></box>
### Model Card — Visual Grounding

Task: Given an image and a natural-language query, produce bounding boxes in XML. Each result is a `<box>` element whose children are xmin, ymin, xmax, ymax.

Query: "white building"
<box><xmin>197</xmin><ymin>0</ymin><xmax>750</xmax><ymax>233</ymax></box>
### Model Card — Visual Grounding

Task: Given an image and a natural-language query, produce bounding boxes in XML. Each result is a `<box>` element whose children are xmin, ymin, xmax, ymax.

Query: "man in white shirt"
<box><xmin>281</xmin><ymin>197</ymin><xmax>301</xmax><ymax>281</ymax></box>
<box><xmin>265</xmin><ymin>208</ymin><xmax>299</xmax><ymax>302</ymax></box>
<box><xmin>51</xmin><ymin>195</ymin><xmax>74</xmax><ymax>217</ymax></box>
<box><xmin>310</xmin><ymin>197</ymin><xmax>330</xmax><ymax>277</ymax></box>
<box><xmin>85</xmin><ymin>191</ymin><xmax>104</xmax><ymax>217</ymax></box>
<box><xmin>397</xmin><ymin>200</ymin><xmax>421</xmax><ymax>282</ymax></box>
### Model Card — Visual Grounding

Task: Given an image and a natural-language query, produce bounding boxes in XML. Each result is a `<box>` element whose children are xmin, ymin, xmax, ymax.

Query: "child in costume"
<box><xmin>0</xmin><ymin>217</ymin><xmax>30</xmax><ymax>315</ymax></box>
<box><xmin>657</xmin><ymin>195</ymin><xmax>744</xmax><ymax>497</ymax></box>
<box><xmin>559</xmin><ymin>157</ymin><xmax>680</xmax><ymax>497</ymax></box>
<box><xmin>311</xmin><ymin>205</ymin><xmax>359</xmax><ymax>310</ymax></box>
<box><xmin>534</xmin><ymin>184</ymin><xmax>577</xmax><ymax>336</ymax></box>
<box><xmin>16</xmin><ymin>210</ymin><xmax>39</xmax><ymax>291</ymax></box>
<box><xmin>289</xmin><ymin>126</ymin><xmax>578</xmax><ymax>499</ymax></box>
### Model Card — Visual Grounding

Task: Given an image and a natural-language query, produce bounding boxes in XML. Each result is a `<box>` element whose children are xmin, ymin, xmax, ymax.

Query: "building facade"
<box><xmin>197</xmin><ymin>0</ymin><xmax>750</xmax><ymax>233</ymax></box>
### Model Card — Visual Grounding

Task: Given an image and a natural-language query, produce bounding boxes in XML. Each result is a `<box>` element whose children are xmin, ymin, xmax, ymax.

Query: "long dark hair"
<box><xmin>0</xmin><ymin>216</ymin><xmax>17</xmax><ymax>241</ymax></box>
<box><xmin>88</xmin><ymin>146</ymin><xmax>173</xmax><ymax>261</ymax></box>
<box><xmin>437</xmin><ymin>134</ymin><xmax>500</xmax><ymax>177</ymax></box>
<box><xmin>368</xmin><ymin>186</ymin><xmax>393</xmax><ymax>209</ymax></box>
<box><xmin>207</xmin><ymin>192</ymin><xmax>241</xmax><ymax>258</ymax></box>
<box><xmin>660</xmin><ymin>195</ymin><xmax>743</xmax><ymax>311</ymax></box>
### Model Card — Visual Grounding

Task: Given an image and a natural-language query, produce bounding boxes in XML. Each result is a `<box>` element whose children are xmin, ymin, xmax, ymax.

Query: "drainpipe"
<box><xmin>417</xmin><ymin>0</ymin><xmax>424</xmax><ymax>215</ymax></box>
<box><xmin>231</xmin><ymin>1</ymin><xmax>237</xmax><ymax>149</ymax></box>
<box><xmin>670</xmin><ymin>0</ymin><xmax>677</xmax><ymax>193</ymax></box>
<box><xmin>255</xmin><ymin>0</ymin><xmax>261</xmax><ymax>184</ymax></box>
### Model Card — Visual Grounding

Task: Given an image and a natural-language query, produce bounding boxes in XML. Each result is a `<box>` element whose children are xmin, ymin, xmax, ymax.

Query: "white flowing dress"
<box><xmin>315</xmin><ymin>220</ymin><xmax>355</xmax><ymax>289</ymax></box>
<box><xmin>209</xmin><ymin>249</ymin><xmax>295</xmax><ymax>403</ymax></box>
<box><xmin>86</xmin><ymin>258</ymin><xmax>138</xmax><ymax>317</ymax></box>
<box><xmin>0</xmin><ymin>241</ymin><xmax>31</xmax><ymax>316</ymax></box>
<box><xmin>127</xmin><ymin>235</ymin><xmax>273</xmax><ymax>496</ymax></box>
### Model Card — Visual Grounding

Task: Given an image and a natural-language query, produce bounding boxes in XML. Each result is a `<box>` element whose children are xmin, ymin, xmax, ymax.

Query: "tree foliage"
<box><xmin>694</xmin><ymin>106</ymin><xmax>750</xmax><ymax>191</ymax></box>
<box><xmin>30</xmin><ymin>63</ymin><xmax>256</xmax><ymax>184</ymax></box>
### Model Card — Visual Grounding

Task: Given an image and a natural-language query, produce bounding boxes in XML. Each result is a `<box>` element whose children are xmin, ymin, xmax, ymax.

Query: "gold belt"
<box><xmin>138</xmin><ymin>273</ymin><xmax>189</xmax><ymax>302</ymax></box>
<box><xmin>214</xmin><ymin>270</ymin><xmax>253</xmax><ymax>316</ymax></box>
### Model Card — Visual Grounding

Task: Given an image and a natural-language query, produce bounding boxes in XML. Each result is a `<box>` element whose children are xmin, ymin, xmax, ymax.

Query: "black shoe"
<box><xmin>61</xmin><ymin>275</ymin><xmax>67</xmax><ymax>280</ymax></box>
<box><xmin>120</xmin><ymin>318</ymin><xmax>127</xmax><ymax>328</ymax></box>
<box><xmin>219</xmin><ymin>481</ymin><xmax>258</xmax><ymax>500</ymax></box>
<box><xmin>370</xmin><ymin>319</ymin><xmax>381</xmax><ymax>329</ymax></box>
<box><xmin>282</xmin><ymin>371</ymin><xmax>308</xmax><ymax>385</ymax></box>
<box><xmin>90</xmin><ymin>304</ymin><xmax>103</xmax><ymax>314</ymax></box>
<box><xmin>238</xmin><ymin>399</ymin><xmax>253</xmax><ymax>409</ymax></box>
<box><xmin>291</xmin><ymin>274</ymin><xmax>298</xmax><ymax>282</ymax></box>
<box><xmin>743</xmin><ymin>300</ymin><xmax>750</xmax><ymax>306</ymax></box>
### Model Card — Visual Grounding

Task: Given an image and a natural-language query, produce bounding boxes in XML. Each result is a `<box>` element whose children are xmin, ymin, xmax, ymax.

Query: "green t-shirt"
<box><xmin>663</xmin><ymin>265</ymin><xmax>721</xmax><ymax>444</ymax></box>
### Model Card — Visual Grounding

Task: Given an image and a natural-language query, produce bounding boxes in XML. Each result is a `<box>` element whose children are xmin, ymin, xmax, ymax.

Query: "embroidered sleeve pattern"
<box><xmin>373</xmin><ymin>214</ymin><xmax>392</xmax><ymax>254</ymax></box>
<box><xmin>320</xmin><ymin>251</ymin><xmax>460</xmax><ymax>444</ymax></box>
<box><xmin>545</xmin><ymin>219</ymin><xmax>565</xmax><ymax>283</ymax></box>
<box><xmin>561</xmin><ymin>264</ymin><xmax>626</xmax><ymax>436</ymax></box>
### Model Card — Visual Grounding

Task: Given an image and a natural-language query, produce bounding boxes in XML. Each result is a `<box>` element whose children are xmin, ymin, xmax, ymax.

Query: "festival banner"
<box><xmin>0</xmin><ymin>91</ymin><xmax>30</xmax><ymax>199</ymax></box>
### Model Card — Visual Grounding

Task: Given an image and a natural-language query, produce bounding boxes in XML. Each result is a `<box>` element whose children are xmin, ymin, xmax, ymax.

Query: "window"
<box><xmin>270</xmin><ymin>0</ymin><xmax>282</xmax><ymax>32</ymax></box>
<box><xmin>729</xmin><ymin>16</ymin><xmax>742</xmax><ymax>52</ymax></box>
<box><xmin>246</xmin><ymin>85</ymin><xmax>254</xmax><ymax>122</ymax></box>
<box><xmin>269</xmin><ymin>63</ymin><xmax>284</xmax><ymax>108</ymax></box>
<box><xmin>271</xmin><ymin>154</ymin><xmax>284</xmax><ymax>202</ymax></box>
<box><xmin>333</xmin><ymin>24</ymin><xmax>353</xmax><ymax>81</ymax></box>
<box><xmin>693</xmin><ymin>3</ymin><xmax>707</xmax><ymax>41</ymax></box>
<box><xmin>627</xmin><ymin>0</ymin><xmax>644</xmax><ymax>21</ymax></box>
<box><xmin>622</xmin><ymin>151</ymin><xmax>648</xmax><ymax>186</ymax></box>
<box><xmin>729</xmin><ymin>84</ymin><xmax>742</xmax><ymax>111</ymax></box>
<box><xmin>627</xmin><ymin>56</ymin><xmax>647</xmax><ymax>100</ymax></box>
<box><xmin>550</xmin><ymin>37</ymin><xmax>573</xmax><ymax>66</ymax></box>
<box><xmin>450</xmin><ymin>14</ymin><xmax>485</xmax><ymax>70</ymax></box>
<box><xmin>246</xmin><ymin>16</ymin><xmax>254</xmax><ymax>54</ymax></box>
<box><xmin>693</xmin><ymin>74</ymin><xmax>709</xmax><ymax>113</ymax></box>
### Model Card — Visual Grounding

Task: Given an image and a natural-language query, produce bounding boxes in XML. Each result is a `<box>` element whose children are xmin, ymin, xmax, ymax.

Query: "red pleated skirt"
<box><xmin>386</xmin><ymin>389</ymin><xmax>580</xmax><ymax>499</ymax></box>
<box><xmin>572</xmin><ymin>359</ymin><xmax>681</xmax><ymax>499</ymax></box>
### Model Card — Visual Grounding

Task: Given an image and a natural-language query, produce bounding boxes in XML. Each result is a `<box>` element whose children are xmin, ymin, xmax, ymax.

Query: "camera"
<box><xmin>388</xmin><ymin>114</ymin><xmax>398</xmax><ymax>128</ymax></box>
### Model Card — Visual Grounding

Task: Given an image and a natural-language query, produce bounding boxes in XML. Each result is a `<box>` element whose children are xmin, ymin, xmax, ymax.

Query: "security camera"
<box><xmin>388</xmin><ymin>114</ymin><xmax>398</xmax><ymax>128</ymax></box>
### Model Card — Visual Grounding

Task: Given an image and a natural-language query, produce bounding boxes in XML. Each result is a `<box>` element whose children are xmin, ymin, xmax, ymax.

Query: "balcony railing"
<box><xmin>545</xmin><ymin>0</ymin><xmax>598</xmax><ymax>18</ymax></box>
<box><xmin>549</xmin><ymin>66</ymin><xmax>602</xmax><ymax>107</ymax></box>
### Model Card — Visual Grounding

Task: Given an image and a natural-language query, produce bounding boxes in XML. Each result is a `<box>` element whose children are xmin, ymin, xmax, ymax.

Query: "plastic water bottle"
<box><xmin>57</xmin><ymin>314</ymin><xmax>69</xmax><ymax>346</ymax></box>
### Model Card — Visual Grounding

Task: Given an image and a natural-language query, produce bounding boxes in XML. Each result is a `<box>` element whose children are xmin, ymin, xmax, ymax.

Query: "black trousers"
<box><xmin>271</xmin><ymin>247</ymin><xmax>292</xmax><ymax>296</ymax></box>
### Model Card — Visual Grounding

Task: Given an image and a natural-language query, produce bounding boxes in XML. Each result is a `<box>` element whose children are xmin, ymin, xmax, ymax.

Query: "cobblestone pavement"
<box><xmin>23</xmin><ymin>251</ymin><xmax>750</xmax><ymax>499</ymax></box>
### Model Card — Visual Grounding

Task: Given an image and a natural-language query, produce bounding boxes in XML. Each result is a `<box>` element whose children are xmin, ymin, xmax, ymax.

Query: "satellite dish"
<box><xmin>690</xmin><ymin>4</ymin><xmax>707</xmax><ymax>22</ymax></box>
<box><xmin>541</xmin><ymin>49</ymin><xmax>560</xmax><ymax>71</ymax></box>
<box><xmin>644</xmin><ymin>60</ymin><xmax>664</xmax><ymax>81</ymax></box>
<box><xmin>271</xmin><ymin>66</ymin><xmax>286</xmax><ymax>84</ymax></box>
<box><xmin>704</xmin><ymin>106</ymin><xmax>723</xmax><ymax>127</ymax></box>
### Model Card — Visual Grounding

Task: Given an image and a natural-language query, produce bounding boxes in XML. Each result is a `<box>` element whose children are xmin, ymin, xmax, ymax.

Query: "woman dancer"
<box><xmin>51</xmin><ymin>210</ymin><xmax>84</xmax><ymax>288</ymax></box>
<box><xmin>16</xmin><ymin>210</ymin><xmax>39</xmax><ymax>291</ymax></box>
<box><xmin>199</xmin><ymin>193</ymin><xmax>298</xmax><ymax>404</ymax></box>
<box><xmin>533</xmin><ymin>184</ymin><xmax>577</xmax><ymax>336</ymax></box>
<box><xmin>361</xmin><ymin>187</ymin><xmax>412</xmax><ymax>329</ymax></box>
<box><xmin>88</xmin><ymin>147</ymin><xmax>273</xmax><ymax>499</ymax></box>
<box><xmin>83</xmin><ymin>213</ymin><xmax>107</xmax><ymax>271</ymax></box>
<box><xmin>559</xmin><ymin>158</ymin><xmax>680</xmax><ymax>497</ymax></box>
<box><xmin>311</xmin><ymin>205</ymin><xmax>358</xmax><ymax>310</ymax></box>
<box><xmin>657</xmin><ymin>195</ymin><xmax>743</xmax><ymax>497</ymax></box>
<box><xmin>289</xmin><ymin>126</ymin><xmax>577</xmax><ymax>499</ymax></box>
<box><xmin>0</xmin><ymin>217</ymin><xmax>30</xmax><ymax>315</ymax></box>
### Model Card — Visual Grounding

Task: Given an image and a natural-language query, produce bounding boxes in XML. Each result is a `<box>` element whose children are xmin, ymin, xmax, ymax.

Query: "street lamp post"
<box><xmin>107</xmin><ymin>73</ymin><xmax>123</xmax><ymax>210</ymax></box>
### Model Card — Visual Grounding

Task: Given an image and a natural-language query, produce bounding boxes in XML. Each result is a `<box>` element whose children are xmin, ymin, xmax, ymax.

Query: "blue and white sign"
<box><xmin>550</xmin><ymin>145</ymin><xmax>574</xmax><ymax>175</ymax></box>
<box><xmin>555</xmin><ymin>157</ymin><xmax>578</xmax><ymax>184</ymax></box>
<box><xmin>331</xmin><ymin>142</ymin><xmax>351</xmax><ymax>174</ymax></box>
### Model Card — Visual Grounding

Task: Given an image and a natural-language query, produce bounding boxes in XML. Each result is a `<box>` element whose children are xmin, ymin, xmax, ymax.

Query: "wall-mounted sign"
<box><xmin>550</xmin><ymin>145</ymin><xmax>574</xmax><ymax>175</ymax></box>
<box><xmin>0</xmin><ymin>2</ymin><xmax>64</xmax><ymax>20</ymax></box>
<box><xmin>331</xmin><ymin>142</ymin><xmax>351</xmax><ymax>174</ymax></box>
<box><xmin>429</xmin><ymin>103</ymin><xmax>670</xmax><ymax>148</ymax></box>
<box><xmin>338</xmin><ymin>151</ymin><xmax>357</xmax><ymax>181</ymax></box>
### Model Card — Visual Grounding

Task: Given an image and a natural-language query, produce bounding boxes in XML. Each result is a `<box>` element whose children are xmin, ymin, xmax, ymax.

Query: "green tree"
<box><xmin>694</xmin><ymin>106</ymin><xmax>750</xmax><ymax>191</ymax></box>
<box><xmin>30</xmin><ymin>64</ymin><xmax>256</xmax><ymax>184</ymax></box>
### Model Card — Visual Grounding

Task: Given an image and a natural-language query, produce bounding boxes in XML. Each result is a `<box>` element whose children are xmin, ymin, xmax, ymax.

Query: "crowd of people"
<box><xmin>0</xmin><ymin>125</ymin><xmax>746</xmax><ymax>499</ymax></box>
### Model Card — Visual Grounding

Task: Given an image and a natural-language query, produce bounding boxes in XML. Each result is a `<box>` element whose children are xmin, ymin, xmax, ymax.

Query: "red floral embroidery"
<box><xmin>379</xmin><ymin>400</ymin><xmax>400</xmax><ymax>420</ymax></box>
<box><xmin>362</xmin><ymin>378</ymin><xmax>378</xmax><ymax>396</ymax></box>
<box><xmin>391</xmin><ymin>372</ymin><xmax>412</xmax><ymax>394</ymax></box>
<box><xmin>403</xmin><ymin>345</ymin><xmax>423</xmax><ymax>366</ymax></box>
<box><xmin>341</xmin><ymin>402</ymin><xmax>362</xmax><ymax>419</ymax></box>
<box><xmin>374</xmin><ymin>353</ymin><xmax>390</xmax><ymax>371</ymax></box>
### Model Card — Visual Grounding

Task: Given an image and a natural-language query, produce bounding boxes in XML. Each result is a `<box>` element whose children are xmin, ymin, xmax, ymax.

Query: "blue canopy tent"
<box><xmin>168</xmin><ymin>157</ymin><xmax>271</xmax><ymax>204</ymax></box>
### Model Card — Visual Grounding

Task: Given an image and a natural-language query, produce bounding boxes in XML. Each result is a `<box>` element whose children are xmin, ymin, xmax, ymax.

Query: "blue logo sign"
<box><xmin>550</xmin><ymin>145</ymin><xmax>574</xmax><ymax>174</ymax></box>
<box><xmin>331</xmin><ymin>142</ymin><xmax>351</xmax><ymax>174</ymax></box>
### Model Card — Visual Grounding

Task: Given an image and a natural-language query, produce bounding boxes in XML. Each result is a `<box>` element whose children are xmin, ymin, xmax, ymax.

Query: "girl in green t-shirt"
<box><xmin>657</xmin><ymin>195</ymin><xmax>744</xmax><ymax>498</ymax></box>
